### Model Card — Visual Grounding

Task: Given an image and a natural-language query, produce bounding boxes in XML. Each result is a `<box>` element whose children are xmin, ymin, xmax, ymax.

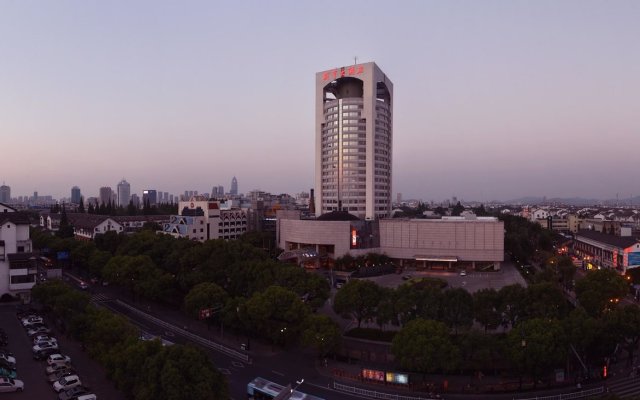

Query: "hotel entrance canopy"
<box><xmin>415</xmin><ymin>256</ymin><xmax>458</xmax><ymax>262</ymax></box>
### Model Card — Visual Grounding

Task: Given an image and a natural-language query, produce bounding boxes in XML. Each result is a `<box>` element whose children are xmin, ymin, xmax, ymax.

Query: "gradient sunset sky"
<box><xmin>1</xmin><ymin>1</ymin><xmax>638</xmax><ymax>202</ymax></box>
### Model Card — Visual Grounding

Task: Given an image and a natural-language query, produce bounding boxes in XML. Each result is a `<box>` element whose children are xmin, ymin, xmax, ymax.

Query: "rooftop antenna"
<box><xmin>354</xmin><ymin>56</ymin><xmax>358</xmax><ymax>65</ymax></box>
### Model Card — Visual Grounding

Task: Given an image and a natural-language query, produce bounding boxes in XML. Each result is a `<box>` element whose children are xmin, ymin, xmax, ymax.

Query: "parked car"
<box><xmin>34</xmin><ymin>347</ymin><xmax>60</xmax><ymax>360</ymax></box>
<box><xmin>22</xmin><ymin>316</ymin><xmax>44</xmax><ymax>326</ymax></box>
<box><xmin>53</xmin><ymin>375</ymin><xmax>82</xmax><ymax>393</ymax></box>
<box><xmin>0</xmin><ymin>352</ymin><xmax>16</xmax><ymax>368</ymax></box>
<box><xmin>47</xmin><ymin>369</ymin><xmax>77</xmax><ymax>383</ymax></box>
<box><xmin>0</xmin><ymin>377</ymin><xmax>24</xmax><ymax>392</ymax></box>
<box><xmin>33</xmin><ymin>341</ymin><xmax>59</xmax><ymax>353</ymax></box>
<box><xmin>75</xmin><ymin>394</ymin><xmax>97</xmax><ymax>400</ymax></box>
<box><xmin>0</xmin><ymin>368</ymin><xmax>17</xmax><ymax>379</ymax></box>
<box><xmin>27</xmin><ymin>326</ymin><xmax>51</xmax><ymax>337</ymax></box>
<box><xmin>460</xmin><ymin>270</ymin><xmax>467</xmax><ymax>276</ymax></box>
<box><xmin>0</xmin><ymin>359</ymin><xmax>16</xmax><ymax>371</ymax></box>
<box><xmin>33</xmin><ymin>334</ymin><xmax>56</xmax><ymax>344</ymax></box>
<box><xmin>46</xmin><ymin>362</ymin><xmax>73</xmax><ymax>375</ymax></box>
<box><xmin>58</xmin><ymin>386</ymin><xmax>89</xmax><ymax>400</ymax></box>
<box><xmin>47</xmin><ymin>354</ymin><xmax>72</xmax><ymax>366</ymax></box>
<box><xmin>34</xmin><ymin>338</ymin><xmax>58</xmax><ymax>347</ymax></box>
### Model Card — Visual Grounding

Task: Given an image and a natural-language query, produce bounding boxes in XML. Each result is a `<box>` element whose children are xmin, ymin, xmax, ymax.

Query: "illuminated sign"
<box><xmin>362</xmin><ymin>369</ymin><xmax>385</xmax><ymax>382</ymax></box>
<box><xmin>351</xmin><ymin>228</ymin><xmax>357</xmax><ymax>248</ymax></box>
<box><xmin>385</xmin><ymin>372</ymin><xmax>409</xmax><ymax>385</ymax></box>
<box><xmin>322</xmin><ymin>65</ymin><xmax>365</xmax><ymax>81</ymax></box>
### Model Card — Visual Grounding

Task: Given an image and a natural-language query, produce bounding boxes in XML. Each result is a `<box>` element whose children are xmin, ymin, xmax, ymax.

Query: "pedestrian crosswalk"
<box><xmin>607</xmin><ymin>376</ymin><xmax>640</xmax><ymax>398</ymax></box>
<box><xmin>91</xmin><ymin>293</ymin><xmax>113</xmax><ymax>303</ymax></box>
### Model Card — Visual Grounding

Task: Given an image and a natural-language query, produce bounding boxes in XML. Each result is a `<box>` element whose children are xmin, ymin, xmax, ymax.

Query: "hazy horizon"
<box><xmin>2</xmin><ymin>1</ymin><xmax>639</xmax><ymax>202</ymax></box>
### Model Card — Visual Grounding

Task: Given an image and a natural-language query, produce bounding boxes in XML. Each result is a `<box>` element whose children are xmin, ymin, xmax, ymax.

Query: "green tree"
<box><xmin>440</xmin><ymin>287</ymin><xmax>474</xmax><ymax>334</ymax></box>
<box><xmin>133</xmin><ymin>345</ymin><xmax>228</xmax><ymax>400</ymax></box>
<box><xmin>243</xmin><ymin>286</ymin><xmax>309</xmax><ymax>345</ymax></box>
<box><xmin>575</xmin><ymin>269</ymin><xmax>628</xmax><ymax>317</ymax></box>
<box><xmin>524</xmin><ymin>282</ymin><xmax>569</xmax><ymax>319</ymax></box>
<box><xmin>395</xmin><ymin>282</ymin><xmax>442</xmax><ymax>325</ymax></box>
<box><xmin>78</xmin><ymin>197</ymin><xmax>85</xmax><ymax>213</ymax></box>
<box><xmin>473</xmin><ymin>288</ymin><xmax>501</xmax><ymax>332</ymax></box>
<box><xmin>375</xmin><ymin>287</ymin><xmax>398</xmax><ymax>329</ymax></box>
<box><xmin>605</xmin><ymin>305</ymin><xmax>640</xmax><ymax>365</ymax></box>
<box><xmin>507</xmin><ymin>318</ymin><xmax>567</xmax><ymax>388</ymax></box>
<box><xmin>333</xmin><ymin>279</ymin><xmax>382</xmax><ymax>328</ymax></box>
<box><xmin>498</xmin><ymin>284</ymin><xmax>527</xmax><ymax>329</ymax></box>
<box><xmin>184</xmin><ymin>282</ymin><xmax>229</xmax><ymax>319</ymax></box>
<box><xmin>57</xmin><ymin>205</ymin><xmax>75</xmax><ymax>238</ymax></box>
<box><xmin>301</xmin><ymin>314</ymin><xmax>342</xmax><ymax>358</ymax></box>
<box><xmin>392</xmin><ymin>319</ymin><xmax>460</xmax><ymax>373</ymax></box>
<box><xmin>451</xmin><ymin>201</ymin><xmax>464</xmax><ymax>216</ymax></box>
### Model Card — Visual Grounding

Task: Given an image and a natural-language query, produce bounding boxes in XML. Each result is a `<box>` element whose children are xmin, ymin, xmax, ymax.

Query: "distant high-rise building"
<box><xmin>117</xmin><ymin>179</ymin><xmax>131</xmax><ymax>207</ymax></box>
<box><xmin>397</xmin><ymin>193</ymin><xmax>402</xmax><ymax>204</ymax></box>
<box><xmin>33</xmin><ymin>191</ymin><xmax>38</xmax><ymax>202</ymax></box>
<box><xmin>163</xmin><ymin>192</ymin><xmax>169</xmax><ymax>203</ymax></box>
<box><xmin>309</xmin><ymin>188</ymin><xmax>315</xmax><ymax>214</ymax></box>
<box><xmin>315</xmin><ymin>62</ymin><xmax>393</xmax><ymax>220</ymax></box>
<box><xmin>99</xmin><ymin>187</ymin><xmax>112</xmax><ymax>205</ymax></box>
<box><xmin>0</xmin><ymin>184</ymin><xmax>10</xmax><ymax>203</ymax></box>
<box><xmin>218</xmin><ymin>186</ymin><xmax>224</xmax><ymax>196</ymax></box>
<box><xmin>169</xmin><ymin>194</ymin><xmax>174</xmax><ymax>204</ymax></box>
<box><xmin>131</xmin><ymin>193</ymin><xmax>141</xmax><ymax>208</ymax></box>
<box><xmin>230</xmin><ymin>177</ymin><xmax>238</xmax><ymax>196</ymax></box>
<box><xmin>71</xmin><ymin>186</ymin><xmax>81</xmax><ymax>204</ymax></box>
<box><xmin>143</xmin><ymin>190</ymin><xmax>157</xmax><ymax>207</ymax></box>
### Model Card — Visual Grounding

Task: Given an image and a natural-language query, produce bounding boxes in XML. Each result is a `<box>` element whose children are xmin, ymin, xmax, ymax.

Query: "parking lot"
<box><xmin>0</xmin><ymin>304</ymin><xmax>125</xmax><ymax>400</ymax></box>
<box><xmin>362</xmin><ymin>259</ymin><xmax>527</xmax><ymax>293</ymax></box>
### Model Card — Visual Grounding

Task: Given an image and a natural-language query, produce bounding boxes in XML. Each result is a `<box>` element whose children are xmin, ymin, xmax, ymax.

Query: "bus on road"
<box><xmin>247</xmin><ymin>377</ymin><xmax>324</xmax><ymax>400</ymax></box>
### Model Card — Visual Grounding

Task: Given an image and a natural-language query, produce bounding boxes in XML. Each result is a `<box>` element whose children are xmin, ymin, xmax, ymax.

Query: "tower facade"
<box><xmin>230</xmin><ymin>177</ymin><xmax>238</xmax><ymax>196</ymax></box>
<box><xmin>99</xmin><ymin>187</ymin><xmax>112</xmax><ymax>206</ymax></box>
<box><xmin>0</xmin><ymin>184</ymin><xmax>10</xmax><ymax>203</ymax></box>
<box><xmin>315</xmin><ymin>62</ymin><xmax>393</xmax><ymax>220</ymax></box>
<box><xmin>116</xmin><ymin>179</ymin><xmax>131</xmax><ymax>207</ymax></box>
<box><xmin>71</xmin><ymin>186</ymin><xmax>81</xmax><ymax>204</ymax></box>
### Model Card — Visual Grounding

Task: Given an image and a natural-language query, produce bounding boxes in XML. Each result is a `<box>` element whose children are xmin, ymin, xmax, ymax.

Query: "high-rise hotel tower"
<box><xmin>315</xmin><ymin>62</ymin><xmax>393</xmax><ymax>220</ymax></box>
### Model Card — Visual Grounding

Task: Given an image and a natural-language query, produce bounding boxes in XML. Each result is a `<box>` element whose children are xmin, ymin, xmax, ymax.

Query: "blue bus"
<box><xmin>247</xmin><ymin>377</ymin><xmax>324</xmax><ymax>400</ymax></box>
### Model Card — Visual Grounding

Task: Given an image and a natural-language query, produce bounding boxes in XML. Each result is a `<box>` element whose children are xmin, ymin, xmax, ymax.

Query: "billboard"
<box><xmin>629</xmin><ymin>252</ymin><xmax>640</xmax><ymax>267</ymax></box>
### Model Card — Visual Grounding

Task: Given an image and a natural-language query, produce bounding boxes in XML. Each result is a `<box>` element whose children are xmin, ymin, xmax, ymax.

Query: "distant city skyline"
<box><xmin>1</xmin><ymin>1</ymin><xmax>638</xmax><ymax>202</ymax></box>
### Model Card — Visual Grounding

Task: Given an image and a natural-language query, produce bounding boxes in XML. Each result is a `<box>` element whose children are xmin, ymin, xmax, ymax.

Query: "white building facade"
<box><xmin>315</xmin><ymin>62</ymin><xmax>393</xmax><ymax>220</ymax></box>
<box><xmin>0</xmin><ymin>204</ymin><xmax>36</xmax><ymax>301</ymax></box>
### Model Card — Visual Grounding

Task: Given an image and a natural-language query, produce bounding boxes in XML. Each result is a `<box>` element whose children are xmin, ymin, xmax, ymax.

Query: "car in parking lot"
<box><xmin>27</xmin><ymin>326</ymin><xmax>52</xmax><ymax>337</ymax></box>
<box><xmin>33</xmin><ymin>341</ymin><xmax>59</xmax><ymax>353</ymax></box>
<box><xmin>58</xmin><ymin>385</ymin><xmax>90</xmax><ymax>400</ymax></box>
<box><xmin>47</xmin><ymin>368</ymin><xmax>77</xmax><ymax>383</ymax></box>
<box><xmin>0</xmin><ymin>352</ymin><xmax>16</xmax><ymax>368</ymax></box>
<box><xmin>460</xmin><ymin>270</ymin><xmax>467</xmax><ymax>276</ymax></box>
<box><xmin>33</xmin><ymin>334</ymin><xmax>57</xmax><ymax>344</ymax></box>
<box><xmin>34</xmin><ymin>347</ymin><xmax>60</xmax><ymax>360</ymax></box>
<box><xmin>53</xmin><ymin>374</ymin><xmax>82</xmax><ymax>393</ymax></box>
<box><xmin>22</xmin><ymin>316</ymin><xmax>44</xmax><ymax>327</ymax></box>
<box><xmin>0</xmin><ymin>377</ymin><xmax>24</xmax><ymax>392</ymax></box>
<box><xmin>48</xmin><ymin>354</ymin><xmax>72</xmax><ymax>366</ymax></box>
<box><xmin>0</xmin><ymin>359</ymin><xmax>16</xmax><ymax>371</ymax></box>
<box><xmin>0</xmin><ymin>367</ymin><xmax>17</xmax><ymax>379</ymax></box>
<box><xmin>46</xmin><ymin>362</ymin><xmax>73</xmax><ymax>375</ymax></box>
<box><xmin>34</xmin><ymin>337</ymin><xmax>58</xmax><ymax>348</ymax></box>
<box><xmin>75</xmin><ymin>394</ymin><xmax>97</xmax><ymax>400</ymax></box>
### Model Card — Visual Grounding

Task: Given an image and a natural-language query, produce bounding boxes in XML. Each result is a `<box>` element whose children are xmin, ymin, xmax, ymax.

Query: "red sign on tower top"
<box><xmin>322</xmin><ymin>65</ymin><xmax>365</xmax><ymax>81</ymax></box>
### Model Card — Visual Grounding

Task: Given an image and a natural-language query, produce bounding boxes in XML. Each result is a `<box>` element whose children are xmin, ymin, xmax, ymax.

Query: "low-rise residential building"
<box><xmin>0</xmin><ymin>203</ymin><xmax>36</xmax><ymax>302</ymax></box>
<box><xmin>161</xmin><ymin>196</ymin><xmax>248</xmax><ymax>242</ymax></box>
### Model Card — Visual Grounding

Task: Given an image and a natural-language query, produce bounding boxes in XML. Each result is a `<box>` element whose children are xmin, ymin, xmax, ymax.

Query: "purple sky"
<box><xmin>1</xmin><ymin>1</ymin><xmax>638</xmax><ymax>202</ymax></box>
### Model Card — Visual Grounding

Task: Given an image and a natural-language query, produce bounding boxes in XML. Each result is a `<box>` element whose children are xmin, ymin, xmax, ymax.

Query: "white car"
<box><xmin>53</xmin><ymin>374</ymin><xmax>81</xmax><ymax>393</ymax></box>
<box><xmin>22</xmin><ymin>316</ymin><xmax>44</xmax><ymax>326</ymax></box>
<box><xmin>460</xmin><ymin>270</ymin><xmax>467</xmax><ymax>276</ymax></box>
<box><xmin>33</xmin><ymin>341</ymin><xmax>59</xmax><ymax>353</ymax></box>
<box><xmin>0</xmin><ymin>353</ymin><xmax>16</xmax><ymax>368</ymax></box>
<box><xmin>76</xmin><ymin>395</ymin><xmax>97</xmax><ymax>400</ymax></box>
<box><xmin>47</xmin><ymin>354</ymin><xmax>72</xmax><ymax>366</ymax></box>
<box><xmin>0</xmin><ymin>377</ymin><xmax>24</xmax><ymax>392</ymax></box>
